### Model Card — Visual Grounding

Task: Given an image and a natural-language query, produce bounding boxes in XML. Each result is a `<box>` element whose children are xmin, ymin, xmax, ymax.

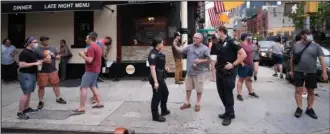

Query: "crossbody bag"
<box><xmin>293</xmin><ymin>42</ymin><xmax>311</xmax><ymax>65</ymax></box>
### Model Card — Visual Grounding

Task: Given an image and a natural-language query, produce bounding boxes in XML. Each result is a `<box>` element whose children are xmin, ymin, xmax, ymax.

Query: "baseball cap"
<box><xmin>40</xmin><ymin>36</ymin><xmax>50</xmax><ymax>41</ymax></box>
<box><xmin>300</xmin><ymin>29</ymin><xmax>311</xmax><ymax>35</ymax></box>
<box><xmin>241</xmin><ymin>33</ymin><xmax>248</xmax><ymax>41</ymax></box>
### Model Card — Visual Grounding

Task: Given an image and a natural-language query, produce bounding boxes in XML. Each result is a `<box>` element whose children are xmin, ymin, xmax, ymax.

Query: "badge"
<box><xmin>223</xmin><ymin>42</ymin><xmax>227</xmax><ymax>47</ymax></box>
<box><xmin>150</xmin><ymin>54</ymin><xmax>156</xmax><ymax>59</ymax></box>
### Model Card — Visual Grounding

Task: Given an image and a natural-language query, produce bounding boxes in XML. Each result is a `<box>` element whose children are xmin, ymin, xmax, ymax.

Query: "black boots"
<box><xmin>161</xmin><ymin>109</ymin><xmax>170</xmax><ymax>116</ymax></box>
<box><xmin>152</xmin><ymin>114</ymin><xmax>166</xmax><ymax>122</ymax></box>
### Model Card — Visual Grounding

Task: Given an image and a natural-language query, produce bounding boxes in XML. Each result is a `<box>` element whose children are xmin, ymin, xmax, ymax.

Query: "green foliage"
<box><xmin>289</xmin><ymin>2</ymin><xmax>330</xmax><ymax>31</ymax></box>
<box><xmin>288</xmin><ymin>2</ymin><xmax>306</xmax><ymax>30</ymax></box>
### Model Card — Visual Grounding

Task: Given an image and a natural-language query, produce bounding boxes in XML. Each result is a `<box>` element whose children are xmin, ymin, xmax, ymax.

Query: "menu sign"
<box><xmin>2</xmin><ymin>1</ymin><xmax>102</xmax><ymax>13</ymax></box>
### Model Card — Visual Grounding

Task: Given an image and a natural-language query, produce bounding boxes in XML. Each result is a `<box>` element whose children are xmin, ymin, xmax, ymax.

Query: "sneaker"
<box><xmin>249</xmin><ymin>92</ymin><xmax>259</xmax><ymax>98</ymax></box>
<box><xmin>272</xmin><ymin>74</ymin><xmax>278</xmax><ymax>77</ymax></box>
<box><xmin>17</xmin><ymin>112</ymin><xmax>29</xmax><ymax>120</ymax></box>
<box><xmin>222</xmin><ymin>116</ymin><xmax>232</xmax><ymax>126</ymax></box>
<box><xmin>254</xmin><ymin>76</ymin><xmax>257</xmax><ymax>81</ymax></box>
<box><xmin>294</xmin><ymin>107</ymin><xmax>303</xmax><ymax>118</ymax></box>
<box><xmin>23</xmin><ymin>107</ymin><xmax>38</xmax><ymax>114</ymax></box>
<box><xmin>305</xmin><ymin>108</ymin><xmax>318</xmax><ymax>119</ymax></box>
<box><xmin>56</xmin><ymin>97</ymin><xmax>67</xmax><ymax>104</ymax></box>
<box><xmin>237</xmin><ymin>95</ymin><xmax>244</xmax><ymax>101</ymax></box>
<box><xmin>37</xmin><ymin>101</ymin><xmax>44</xmax><ymax>109</ymax></box>
<box><xmin>280</xmin><ymin>74</ymin><xmax>283</xmax><ymax>79</ymax></box>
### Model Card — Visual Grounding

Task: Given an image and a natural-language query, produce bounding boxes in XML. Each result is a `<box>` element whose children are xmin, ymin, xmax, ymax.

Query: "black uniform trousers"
<box><xmin>216</xmin><ymin>72</ymin><xmax>237</xmax><ymax>116</ymax></box>
<box><xmin>149</xmin><ymin>79</ymin><xmax>169</xmax><ymax>116</ymax></box>
<box><xmin>1</xmin><ymin>62</ymin><xmax>18</xmax><ymax>82</ymax></box>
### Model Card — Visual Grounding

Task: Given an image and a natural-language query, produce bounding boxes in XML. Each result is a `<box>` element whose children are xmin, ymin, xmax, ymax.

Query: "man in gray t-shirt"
<box><xmin>289</xmin><ymin>29</ymin><xmax>328</xmax><ymax>119</ymax></box>
<box><xmin>35</xmin><ymin>36</ymin><xmax>67</xmax><ymax>110</ymax></box>
<box><xmin>172</xmin><ymin>33</ymin><xmax>210</xmax><ymax>112</ymax></box>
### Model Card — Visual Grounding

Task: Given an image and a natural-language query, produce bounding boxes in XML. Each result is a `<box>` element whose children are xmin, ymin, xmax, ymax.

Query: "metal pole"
<box><xmin>305</xmin><ymin>15</ymin><xmax>310</xmax><ymax>30</ymax></box>
<box><xmin>181</xmin><ymin>1</ymin><xmax>188</xmax><ymax>71</ymax></box>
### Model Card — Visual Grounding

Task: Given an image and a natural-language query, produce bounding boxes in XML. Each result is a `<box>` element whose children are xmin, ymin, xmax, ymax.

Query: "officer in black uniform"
<box><xmin>148</xmin><ymin>37</ymin><xmax>170</xmax><ymax>122</ymax></box>
<box><xmin>214</xmin><ymin>26</ymin><xmax>247</xmax><ymax>126</ymax></box>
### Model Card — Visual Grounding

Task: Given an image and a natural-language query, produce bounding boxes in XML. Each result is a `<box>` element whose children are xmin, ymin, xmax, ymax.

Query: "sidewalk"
<box><xmin>1</xmin><ymin>67</ymin><xmax>330</xmax><ymax>134</ymax></box>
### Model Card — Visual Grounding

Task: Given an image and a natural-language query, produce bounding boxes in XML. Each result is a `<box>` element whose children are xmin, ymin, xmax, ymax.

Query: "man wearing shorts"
<box><xmin>290</xmin><ymin>29</ymin><xmax>328</xmax><ymax>119</ymax></box>
<box><xmin>71</xmin><ymin>32</ymin><xmax>104</xmax><ymax>115</ymax></box>
<box><xmin>35</xmin><ymin>36</ymin><xmax>67</xmax><ymax>109</ymax></box>
<box><xmin>236</xmin><ymin>33</ymin><xmax>259</xmax><ymax>101</ymax></box>
<box><xmin>17</xmin><ymin>37</ymin><xmax>41</xmax><ymax>119</ymax></box>
<box><xmin>172</xmin><ymin>33</ymin><xmax>211</xmax><ymax>112</ymax></box>
<box><xmin>268</xmin><ymin>36</ymin><xmax>284</xmax><ymax>78</ymax></box>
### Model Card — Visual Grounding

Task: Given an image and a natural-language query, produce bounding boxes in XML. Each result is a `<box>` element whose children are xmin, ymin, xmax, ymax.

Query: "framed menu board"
<box><xmin>133</xmin><ymin>17</ymin><xmax>168</xmax><ymax>46</ymax></box>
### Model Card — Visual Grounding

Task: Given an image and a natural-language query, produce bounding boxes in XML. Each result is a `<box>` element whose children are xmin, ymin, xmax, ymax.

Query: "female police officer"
<box><xmin>148</xmin><ymin>37</ymin><xmax>170</xmax><ymax>122</ymax></box>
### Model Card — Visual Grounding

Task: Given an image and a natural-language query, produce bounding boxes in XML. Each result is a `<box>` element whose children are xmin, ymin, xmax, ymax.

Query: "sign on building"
<box><xmin>284</xmin><ymin>3</ymin><xmax>299</xmax><ymax>16</ymax></box>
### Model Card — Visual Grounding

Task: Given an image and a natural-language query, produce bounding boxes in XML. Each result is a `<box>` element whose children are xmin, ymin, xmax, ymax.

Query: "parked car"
<box><xmin>283</xmin><ymin>46</ymin><xmax>330</xmax><ymax>82</ymax></box>
<box><xmin>258</xmin><ymin>41</ymin><xmax>276</xmax><ymax>66</ymax></box>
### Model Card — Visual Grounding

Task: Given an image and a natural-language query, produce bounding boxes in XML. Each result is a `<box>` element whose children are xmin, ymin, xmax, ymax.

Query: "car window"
<box><xmin>259</xmin><ymin>41</ymin><xmax>275</xmax><ymax>49</ymax></box>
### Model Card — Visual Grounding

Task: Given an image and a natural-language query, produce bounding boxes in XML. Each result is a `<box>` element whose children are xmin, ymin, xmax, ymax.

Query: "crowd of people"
<box><xmin>2</xmin><ymin>25</ymin><xmax>328</xmax><ymax>128</ymax></box>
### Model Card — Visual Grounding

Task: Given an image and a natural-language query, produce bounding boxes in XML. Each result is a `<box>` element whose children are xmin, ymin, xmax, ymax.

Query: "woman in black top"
<box><xmin>148</xmin><ymin>37</ymin><xmax>170</xmax><ymax>122</ymax></box>
<box><xmin>208</xmin><ymin>35</ymin><xmax>218</xmax><ymax>82</ymax></box>
<box><xmin>17</xmin><ymin>37</ymin><xmax>42</xmax><ymax>120</ymax></box>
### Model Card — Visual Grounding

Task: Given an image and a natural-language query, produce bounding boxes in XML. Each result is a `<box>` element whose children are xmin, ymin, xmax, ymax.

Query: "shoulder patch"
<box><xmin>150</xmin><ymin>53</ymin><xmax>156</xmax><ymax>59</ymax></box>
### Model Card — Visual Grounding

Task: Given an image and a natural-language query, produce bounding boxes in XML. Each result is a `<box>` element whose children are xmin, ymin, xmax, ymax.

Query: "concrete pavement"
<box><xmin>1</xmin><ymin>67</ymin><xmax>330</xmax><ymax>134</ymax></box>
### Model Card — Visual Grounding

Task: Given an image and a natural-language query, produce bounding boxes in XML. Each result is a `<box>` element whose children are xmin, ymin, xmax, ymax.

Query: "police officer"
<box><xmin>214</xmin><ymin>26</ymin><xmax>247</xmax><ymax>126</ymax></box>
<box><xmin>148</xmin><ymin>37</ymin><xmax>170</xmax><ymax>122</ymax></box>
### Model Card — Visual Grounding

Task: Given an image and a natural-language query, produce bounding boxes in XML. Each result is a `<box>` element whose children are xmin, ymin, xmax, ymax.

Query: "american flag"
<box><xmin>214</xmin><ymin>1</ymin><xmax>225</xmax><ymax>13</ymax></box>
<box><xmin>208</xmin><ymin>8</ymin><xmax>224</xmax><ymax>27</ymax></box>
<box><xmin>214</xmin><ymin>1</ymin><xmax>234</xmax><ymax>13</ymax></box>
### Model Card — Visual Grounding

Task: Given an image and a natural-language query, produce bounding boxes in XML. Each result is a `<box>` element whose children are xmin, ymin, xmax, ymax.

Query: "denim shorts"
<box><xmin>80</xmin><ymin>72</ymin><xmax>99</xmax><ymax>88</ymax></box>
<box><xmin>19</xmin><ymin>73</ymin><xmax>36</xmax><ymax>94</ymax></box>
<box><xmin>237</xmin><ymin>66</ymin><xmax>254</xmax><ymax>78</ymax></box>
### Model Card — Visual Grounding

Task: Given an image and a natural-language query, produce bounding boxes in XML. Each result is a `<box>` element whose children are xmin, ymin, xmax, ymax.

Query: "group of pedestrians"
<box><xmin>15</xmin><ymin>32</ymin><xmax>111</xmax><ymax>119</ymax></box>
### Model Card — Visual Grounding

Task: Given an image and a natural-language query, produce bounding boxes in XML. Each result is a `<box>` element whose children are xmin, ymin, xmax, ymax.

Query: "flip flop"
<box><xmin>92</xmin><ymin>105</ymin><xmax>104</xmax><ymax>108</ymax></box>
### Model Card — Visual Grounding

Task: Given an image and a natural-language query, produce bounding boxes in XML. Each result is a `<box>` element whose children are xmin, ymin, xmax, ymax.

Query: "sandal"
<box><xmin>195</xmin><ymin>105</ymin><xmax>201</xmax><ymax>112</ymax></box>
<box><xmin>90</xmin><ymin>97</ymin><xmax>97</xmax><ymax>104</ymax></box>
<box><xmin>92</xmin><ymin>104</ymin><xmax>104</xmax><ymax>109</ymax></box>
<box><xmin>180</xmin><ymin>103</ymin><xmax>191</xmax><ymax>110</ymax></box>
<box><xmin>70</xmin><ymin>109</ymin><xmax>85</xmax><ymax>115</ymax></box>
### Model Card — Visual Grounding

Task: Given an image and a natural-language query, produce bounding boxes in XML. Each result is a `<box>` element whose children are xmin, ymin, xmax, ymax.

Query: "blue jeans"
<box><xmin>19</xmin><ymin>73</ymin><xmax>36</xmax><ymax>94</ymax></box>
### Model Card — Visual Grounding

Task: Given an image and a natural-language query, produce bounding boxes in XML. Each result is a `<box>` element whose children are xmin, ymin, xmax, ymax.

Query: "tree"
<box><xmin>289</xmin><ymin>2</ymin><xmax>330</xmax><ymax>31</ymax></box>
<box><xmin>288</xmin><ymin>2</ymin><xmax>306</xmax><ymax>30</ymax></box>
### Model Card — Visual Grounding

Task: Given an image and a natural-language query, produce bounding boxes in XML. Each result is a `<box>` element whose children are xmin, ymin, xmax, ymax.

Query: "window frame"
<box><xmin>131</xmin><ymin>16</ymin><xmax>168</xmax><ymax>46</ymax></box>
<box><xmin>7</xmin><ymin>13</ymin><xmax>26</xmax><ymax>49</ymax></box>
<box><xmin>72</xmin><ymin>11</ymin><xmax>94</xmax><ymax>48</ymax></box>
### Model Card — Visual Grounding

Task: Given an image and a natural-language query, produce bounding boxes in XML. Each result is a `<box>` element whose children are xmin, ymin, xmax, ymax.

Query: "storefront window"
<box><xmin>72</xmin><ymin>11</ymin><xmax>94</xmax><ymax>48</ymax></box>
<box><xmin>8</xmin><ymin>14</ymin><xmax>25</xmax><ymax>48</ymax></box>
<box><xmin>133</xmin><ymin>17</ymin><xmax>168</xmax><ymax>46</ymax></box>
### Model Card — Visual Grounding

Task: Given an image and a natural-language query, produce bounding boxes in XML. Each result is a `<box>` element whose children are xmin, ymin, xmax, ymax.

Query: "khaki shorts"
<box><xmin>37</xmin><ymin>71</ymin><xmax>60</xmax><ymax>87</ymax></box>
<box><xmin>185</xmin><ymin>74</ymin><xmax>205</xmax><ymax>93</ymax></box>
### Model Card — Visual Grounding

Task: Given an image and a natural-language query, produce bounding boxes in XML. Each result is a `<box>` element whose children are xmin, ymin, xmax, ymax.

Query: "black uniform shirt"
<box><xmin>215</xmin><ymin>37</ymin><xmax>242</xmax><ymax>68</ymax></box>
<box><xmin>19</xmin><ymin>48</ymin><xmax>38</xmax><ymax>74</ymax></box>
<box><xmin>148</xmin><ymin>48</ymin><xmax>166</xmax><ymax>70</ymax></box>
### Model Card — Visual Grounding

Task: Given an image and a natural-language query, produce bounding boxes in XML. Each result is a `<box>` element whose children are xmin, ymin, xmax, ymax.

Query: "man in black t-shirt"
<box><xmin>214</xmin><ymin>26</ymin><xmax>247</xmax><ymax>126</ymax></box>
<box><xmin>17</xmin><ymin>37</ymin><xmax>42</xmax><ymax>120</ymax></box>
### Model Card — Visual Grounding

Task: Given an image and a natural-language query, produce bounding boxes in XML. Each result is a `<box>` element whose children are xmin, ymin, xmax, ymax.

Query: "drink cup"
<box><xmin>38</xmin><ymin>64</ymin><xmax>42</xmax><ymax>71</ymax></box>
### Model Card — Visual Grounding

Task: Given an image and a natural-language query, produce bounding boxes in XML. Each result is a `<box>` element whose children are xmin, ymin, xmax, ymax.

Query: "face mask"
<box><xmin>252</xmin><ymin>40</ymin><xmax>257</xmax><ymax>43</ymax></box>
<box><xmin>33</xmin><ymin>43</ymin><xmax>39</xmax><ymax>48</ymax></box>
<box><xmin>306</xmin><ymin>35</ymin><xmax>313</xmax><ymax>41</ymax></box>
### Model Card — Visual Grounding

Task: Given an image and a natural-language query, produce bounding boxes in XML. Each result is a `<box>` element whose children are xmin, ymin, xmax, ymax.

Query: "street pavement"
<box><xmin>1</xmin><ymin>66</ymin><xmax>330</xmax><ymax>134</ymax></box>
